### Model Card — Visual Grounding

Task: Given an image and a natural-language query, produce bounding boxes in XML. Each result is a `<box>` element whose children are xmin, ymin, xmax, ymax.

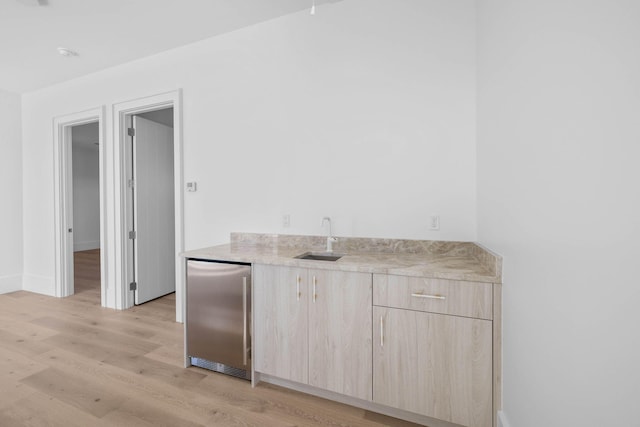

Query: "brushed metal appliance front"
<box><xmin>186</xmin><ymin>260</ymin><xmax>251</xmax><ymax>380</ymax></box>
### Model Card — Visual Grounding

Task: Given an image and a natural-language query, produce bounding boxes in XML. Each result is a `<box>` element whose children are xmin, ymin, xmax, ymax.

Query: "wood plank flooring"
<box><xmin>0</xmin><ymin>250</ymin><xmax>422</xmax><ymax>426</ymax></box>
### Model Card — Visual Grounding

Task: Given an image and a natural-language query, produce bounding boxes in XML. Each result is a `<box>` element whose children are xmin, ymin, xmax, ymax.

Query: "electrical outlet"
<box><xmin>429</xmin><ymin>215</ymin><xmax>440</xmax><ymax>231</ymax></box>
<box><xmin>282</xmin><ymin>214</ymin><xmax>291</xmax><ymax>228</ymax></box>
<box><xmin>186</xmin><ymin>182</ymin><xmax>197</xmax><ymax>192</ymax></box>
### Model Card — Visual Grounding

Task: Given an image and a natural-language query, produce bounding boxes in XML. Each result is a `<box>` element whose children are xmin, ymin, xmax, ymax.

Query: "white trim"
<box><xmin>53</xmin><ymin>107</ymin><xmax>107</xmax><ymax>306</ymax></box>
<box><xmin>0</xmin><ymin>275</ymin><xmax>22</xmax><ymax>294</ymax></box>
<box><xmin>498</xmin><ymin>410</ymin><xmax>511</xmax><ymax>427</ymax></box>
<box><xmin>112</xmin><ymin>90</ymin><xmax>184</xmax><ymax>321</ymax></box>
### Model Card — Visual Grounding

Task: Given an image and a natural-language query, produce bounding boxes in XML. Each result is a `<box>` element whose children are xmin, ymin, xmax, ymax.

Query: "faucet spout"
<box><xmin>321</xmin><ymin>217</ymin><xmax>338</xmax><ymax>252</ymax></box>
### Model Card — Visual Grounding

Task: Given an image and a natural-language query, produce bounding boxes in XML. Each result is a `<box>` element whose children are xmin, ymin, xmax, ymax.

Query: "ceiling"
<box><xmin>138</xmin><ymin>107</ymin><xmax>174</xmax><ymax>128</ymax></box>
<box><xmin>0</xmin><ymin>0</ymin><xmax>335</xmax><ymax>94</ymax></box>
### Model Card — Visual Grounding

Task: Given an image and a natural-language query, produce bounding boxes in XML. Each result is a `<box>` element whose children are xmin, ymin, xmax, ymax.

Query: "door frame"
<box><xmin>113</xmin><ymin>90</ymin><xmax>184</xmax><ymax>321</ymax></box>
<box><xmin>53</xmin><ymin>107</ymin><xmax>106</xmax><ymax>304</ymax></box>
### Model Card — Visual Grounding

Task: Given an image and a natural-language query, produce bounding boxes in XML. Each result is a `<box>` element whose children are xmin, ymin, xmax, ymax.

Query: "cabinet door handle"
<box><xmin>411</xmin><ymin>293</ymin><xmax>446</xmax><ymax>300</ymax></box>
<box><xmin>243</xmin><ymin>276</ymin><xmax>248</xmax><ymax>366</ymax></box>
<box><xmin>296</xmin><ymin>275</ymin><xmax>301</xmax><ymax>301</ymax></box>
<box><xmin>380</xmin><ymin>315</ymin><xmax>384</xmax><ymax>347</ymax></box>
<box><xmin>312</xmin><ymin>276</ymin><xmax>317</xmax><ymax>303</ymax></box>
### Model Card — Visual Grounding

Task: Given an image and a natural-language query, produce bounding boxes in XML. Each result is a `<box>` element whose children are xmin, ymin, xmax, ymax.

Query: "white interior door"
<box><xmin>132</xmin><ymin>115</ymin><xmax>175</xmax><ymax>304</ymax></box>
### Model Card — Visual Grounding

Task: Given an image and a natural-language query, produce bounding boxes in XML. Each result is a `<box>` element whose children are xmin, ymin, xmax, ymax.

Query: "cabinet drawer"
<box><xmin>373</xmin><ymin>274</ymin><xmax>492</xmax><ymax>320</ymax></box>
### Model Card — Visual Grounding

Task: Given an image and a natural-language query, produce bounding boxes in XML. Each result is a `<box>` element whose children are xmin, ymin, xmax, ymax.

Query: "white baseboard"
<box><xmin>498</xmin><ymin>411</ymin><xmax>511</xmax><ymax>427</ymax></box>
<box><xmin>22</xmin><ymin>274</ymin><xmax>56</xmax><ymax>296</ymax></box>
<box><xmin>74</xmin><ymin>241</ymin><xmax>100</xmax><ymax>252</ymax></box>
<box><xmin>0</xmin><ymin>274</ymin><xmax>22</xmax><ymax>294</ymax></box>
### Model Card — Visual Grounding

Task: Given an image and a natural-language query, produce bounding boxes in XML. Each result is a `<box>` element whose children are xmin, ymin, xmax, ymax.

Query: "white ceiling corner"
<box><xmin>0</xmin><ymin>0</ymin><xmax>339</xmax><ymax>94</ymax></box>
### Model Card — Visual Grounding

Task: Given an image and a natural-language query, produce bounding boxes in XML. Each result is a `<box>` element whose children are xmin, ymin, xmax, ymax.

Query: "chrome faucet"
<box><xmin>322</xmin><ymin>216</ymin><xmax>338</xmax><ymax>253</ymax></box>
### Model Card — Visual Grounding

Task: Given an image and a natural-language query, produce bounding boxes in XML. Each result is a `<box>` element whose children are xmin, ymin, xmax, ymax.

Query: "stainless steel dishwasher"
<box><xmin>185</xmin><ymin>259</ymin><xmax>251</xmax><ymax>380</ymax></box>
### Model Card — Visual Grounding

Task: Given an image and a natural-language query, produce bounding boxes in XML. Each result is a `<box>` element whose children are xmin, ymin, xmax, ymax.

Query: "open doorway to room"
<box><xmin>112</xmin><ymin>91</ymin><xmax>183</xmax><ymax>321</ymax></box>
<box><xmin>70</xmin><ymin>122</ymin><xmax>101</xmax><ymax>302</ymax></box>
<box><xmin>53</xmin><ymin>107</ymin><xmax>106</xmax><ymax>305</ymax></box>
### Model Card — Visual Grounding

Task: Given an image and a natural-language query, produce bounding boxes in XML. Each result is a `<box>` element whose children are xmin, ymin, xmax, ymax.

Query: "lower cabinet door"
<box><xmin>254</xmin><ymin>264</ymin><xmax>309</xmax><ymax>384</ymax></box>
<box><xmin>308</xmin><ymin>269</ymin><xmax>372</xmax><ymax>400</ymax></box>
<box><xmin>373</xmin><ymin>307</ymin><xmax>493</xmax><ymax>427</ymax></box>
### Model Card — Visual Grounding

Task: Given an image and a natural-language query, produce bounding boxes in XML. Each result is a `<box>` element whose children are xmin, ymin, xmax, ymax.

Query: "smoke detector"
<box><xmin>57</xmin><ymin>47</ymin><xmax>79</xmax><ymax>57</ymax></box>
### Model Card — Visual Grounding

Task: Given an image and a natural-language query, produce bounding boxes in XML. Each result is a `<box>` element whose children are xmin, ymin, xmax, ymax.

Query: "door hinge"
<box><xmin>128</xmin><ymin>230</ymin><xmax>136</xmax><ymax>239</ymax></box>
<box><xmin>128</xmin><ymin>127</ymin><xmax>135</xmax><ymax>137</ymax></box>
<box><xmin>129</xmin><ymin>282</ymin><xmax>137</xmax><ymax>291</ymax></box>
<box><xmin>128</xmin><ymin>179</ymin><xmax>135</xmax><ymax>188</ymax></box>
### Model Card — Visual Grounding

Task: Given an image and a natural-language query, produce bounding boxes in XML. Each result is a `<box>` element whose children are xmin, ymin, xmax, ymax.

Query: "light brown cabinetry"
<box><xmin>254</xmin><ymin>265</ymin><xmax>308</xmax><ymax>383</ymax></box>
<box><xmin>254</xmin><ymin>264</ymin><xmax>372</xmax><ymax>400</ymax></box>
<box><xmin>373</xmin><ymin>274</ymin><xmax>493</xmax><ymax>427</ymax></box>
<box><xmin>373</xmin><ymin>274</ymin><xmax>493</xmax><ymax>320</ymax></box>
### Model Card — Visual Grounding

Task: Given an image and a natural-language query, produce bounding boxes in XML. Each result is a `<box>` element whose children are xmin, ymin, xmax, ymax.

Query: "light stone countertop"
<box><xmin>181</xmin><ymin>233</ymin><xmax>502</xmax><ymax>284</ymax></box>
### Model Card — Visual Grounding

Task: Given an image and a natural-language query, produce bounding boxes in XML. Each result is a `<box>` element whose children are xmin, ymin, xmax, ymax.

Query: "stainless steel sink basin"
<box><xmin>295</xmin><ymin>252</ymin><xmax>344</xmax><ymax>262</ymax></box>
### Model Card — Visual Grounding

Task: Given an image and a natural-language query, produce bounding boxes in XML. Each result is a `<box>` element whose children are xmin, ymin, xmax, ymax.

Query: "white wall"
<box><xmin>72</xmin><ymin>123</ymin><xmax>100</xmax><ymax>251</ymax></box>
<box><xmin>0</xmin><ymin>90</ymin><xmax>23</xmax><ymax>294</ymax></box>
<box><xmin>21</xmin><ymin>0</ymin><xmax>477</xmax><ymax>296</ymax></box>
<box><xmin>477</xmin><ymin>1</ymin><xmax>640</xmax><ymax>426</ymax></box>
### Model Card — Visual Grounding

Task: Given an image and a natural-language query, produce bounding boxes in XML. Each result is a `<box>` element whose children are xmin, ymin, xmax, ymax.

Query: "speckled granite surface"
<box><xmin>181</xmin><ymin>233</ymin><xmax>502</xmax><ymax>284</ymax></box>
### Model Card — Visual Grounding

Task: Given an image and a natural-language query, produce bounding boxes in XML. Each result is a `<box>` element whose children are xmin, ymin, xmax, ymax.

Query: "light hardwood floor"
<box><xmin>0</xmin><ymin>250</ymin><xmax>422</xmax><ymax>427</ymax></box>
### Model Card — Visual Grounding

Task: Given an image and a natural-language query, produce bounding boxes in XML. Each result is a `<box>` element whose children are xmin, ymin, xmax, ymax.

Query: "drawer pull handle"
<box><xmin>411</xmin><ymin>293</ymin><xmax>446</xmax><ymax>300</ymax></box>
<box><xmin>380</xmin><ymin>315</ymin><xmax>384</xmax><ymax>347</ymax></box>
<box><xmin>296</xmin><ymin>275</ymin><xmax>301</xmax><ymax>301</ymax></box>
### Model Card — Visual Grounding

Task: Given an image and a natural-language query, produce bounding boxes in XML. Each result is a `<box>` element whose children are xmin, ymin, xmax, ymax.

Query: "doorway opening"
<box><xmin>71</xmin><ymin>122</ymin><xmax>102</xmax><ymax>301</ymax></box>
<box><xmin>53</xmin><ymin>107</ymin><xmax>106</xmax><ymax>305</ymax></box>
<box><xmin>113</xmin><ymin>90</ymin><xmax>184</xmax><ymax>321</ymax></box>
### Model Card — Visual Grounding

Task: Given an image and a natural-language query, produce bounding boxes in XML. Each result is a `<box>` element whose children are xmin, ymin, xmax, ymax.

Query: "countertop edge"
<box><xmin>180</xmin><ymin>242</ymin><xmax>502</xmax><ymax>284</ymax></box>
